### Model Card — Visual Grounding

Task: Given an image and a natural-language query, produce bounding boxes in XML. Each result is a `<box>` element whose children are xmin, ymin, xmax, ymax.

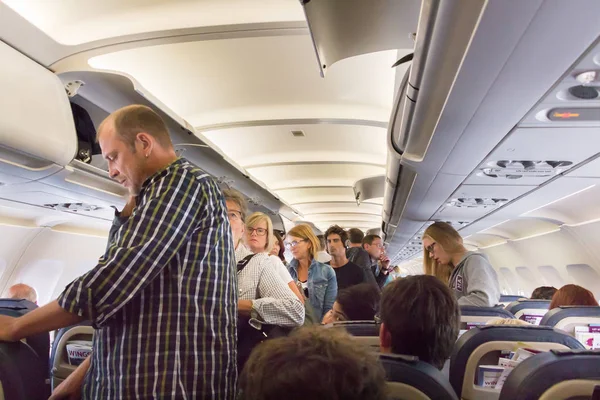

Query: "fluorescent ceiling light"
<box><xmin>479</xmin><ymin>240</ymin><xmax>508</xmax><ymax>249</ymax></box>
<box><xmin>510</xmin><ymin>228</ymin><xmax>561</xmax><ymax>242</ymax></box>
<box><xmin>564</xmin><ymin>217</ymin><xmax>600</xmax><ymax>227</ymax></box>
<box><xmin>521</xmin><ymin>185</ymin><xmax>596</xmax><ymax>216</ymax></box>
<box><xmin>481</xmin><ymin>219</ymin><xmax>511</xmax><ymax>233</ymax></box>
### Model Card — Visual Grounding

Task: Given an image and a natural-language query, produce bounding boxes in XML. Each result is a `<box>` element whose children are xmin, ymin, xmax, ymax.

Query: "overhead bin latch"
<box><xmin>65</xmin><ymin>80</ymin><xmax>85</xmax><ymax>98</ymax></box>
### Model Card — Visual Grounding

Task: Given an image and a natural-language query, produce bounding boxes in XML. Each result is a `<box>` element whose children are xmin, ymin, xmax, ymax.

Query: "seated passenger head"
<box><xmin>98</xmin><ymin>104</ymin><xmax>176</xmax><ymax>195</ymax></box>
<box><xmin>323</xmin><ymin>283</ymin><xmax>381</xmax><ymax>324</ymax></box>
<box><xmin>7</xmin><ymin>283</ymin><xmax>37</xmax><ymax>304</ymax></box>
<box><xmin>245</xmin><ymin>212</ymin><xmax>274</xmax><ymax>254</ymax></box>
<box><xmin>422</xmin><ymin>222</ymin><xmax>467</xmax><ymax>283</ymax></box>
<box><xmin>324</xmin><ymin>225</ymin><xmax>348</xmax><ymax>258</ymax></box>
<box><xmin>286</xmin><ymin>225</ymin><xmax>320</xmax><ymax>262</ymax></box>
<box><xmin>531</xmin><ymin>286</ymin><xmax>558</xmax><ymax>300</ymax></box>
<box><xmin>223</xmin><ymin>188</ymin><xmax>248</xmax><ymax>246</ymax></box>
<box><xmin>347</xmin><ymin>228</ymin><xmax>364</xmax><ymax>246</ymax></box>
<box><xmin>550</xmin><ymin>284</ymin><xmax>598</xmax><ymax>309</ymax></box>
<box><xmin>379</xmin><ymin>275</ymin><xmax>460</xmax><ymax>369</ymax></box>
<box><xmin>485</xmin><ymin>317</ymin><xmax>530</xmax><ymax>326</ymax></box>
<box><xmin>270</xmin><ymin>231</ymin><xmax>286</xmax><ymax>261</ymax></box>
<box><xmin>362</xmin><ymin>234</ymin><xmax>384</xmax><ymax>260</ymax></box>
<box><xmin>239</xmin><ymin>326</ymin><xmax>386</xmax><ymax>400</ymax></box>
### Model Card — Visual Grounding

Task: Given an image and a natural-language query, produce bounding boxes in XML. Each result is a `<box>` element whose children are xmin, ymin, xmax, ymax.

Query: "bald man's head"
<box><xmin>8</xmin><ymin>283</ymin><xmax>38</xmax><ymax>304</ymax></box>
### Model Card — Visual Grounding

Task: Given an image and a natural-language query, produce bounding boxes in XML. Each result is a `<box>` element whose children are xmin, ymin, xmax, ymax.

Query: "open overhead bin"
<box><xmin>55</xmin><ymin>70</ymin><xmax>300</xmax><ymax>223</ymax></box>
<box><xmin>301</xmin><ymin>0</ymin><xmax>420</xmax><ymax>77</ymax></box>
<box><xmin>0</xmin><ymin>41</ymin><xmax>76</xmax><ymax>182</ymax></box>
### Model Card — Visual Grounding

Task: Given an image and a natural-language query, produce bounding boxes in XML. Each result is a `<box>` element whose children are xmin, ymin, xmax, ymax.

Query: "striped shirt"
<box><xmin>58</xmin><ymin>158</ymin><xmax>237</xmax><ymax>399</ymax></box>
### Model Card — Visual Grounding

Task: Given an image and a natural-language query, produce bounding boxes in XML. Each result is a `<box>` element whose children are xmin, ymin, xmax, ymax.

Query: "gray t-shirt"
<box><xmin>449</xmin><ymin>251</ymin><xmax>501</xmax><ymax>307</ymax></box>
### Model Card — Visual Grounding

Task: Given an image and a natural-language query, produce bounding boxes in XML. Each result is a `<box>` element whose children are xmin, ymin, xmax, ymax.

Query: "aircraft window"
<box><xmin>11</xmin><ymin>260</ymin><xmax>63</xmax><ymax>305</ymax></box>
<box><xmin>537</xmin><ymin>265</ymin><xmax>566</xmax><ymax>289</ymax></box>
<box><xmin>498</xmin><ymin>267</ymin><xmax>516</xmax><ymax>295</ymax></box>
<box><xmin>515</xmin><ymin>266</ymin><xmax>537</xmax><ymax>297</ymax></box>
<box><xmin>566</xmin><ymin>264</ymin><xmax>600</xmax><ymax>299</ymax></box>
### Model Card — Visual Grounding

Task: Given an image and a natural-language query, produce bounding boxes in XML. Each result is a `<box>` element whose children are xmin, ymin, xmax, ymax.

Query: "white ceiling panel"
<box><xmin>248</xmin><ymin>164</ymin><xmax>384</xmax><ymax>191</ymax></box>
<box><xmin>3</xmin><ymin>0</ymin><xmax>305</xmax><ymax>45</ymax></box>
<box><xmin>293</xmin><ymin>202</ymin><xmax>382</xmax><ymax>216</ymax></box>
<box><xmin>88</xmin><ymin>37</ymin><xmax>398</xmax><ymax>126</ymax></box>
<box><xmin>203</xmin><ymin>124</ymin><xmax>387</xmax><ymax>166</ymax></box>
<box><xmin>304</xmin><ymin>213</ymin><xmax>381</xmax><ymax>223</ymax></box>
<box><xmin>277</xmin><ymin>187</ymin><xmax>383</xmax><ymax>205</ymax></box>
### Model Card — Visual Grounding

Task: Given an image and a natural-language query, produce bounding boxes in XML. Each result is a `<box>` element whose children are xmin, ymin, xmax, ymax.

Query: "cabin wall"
<box><xmin>0</xmin><ymin>224</ymin><xmax>108</xmax><ymax>305</ymax></box>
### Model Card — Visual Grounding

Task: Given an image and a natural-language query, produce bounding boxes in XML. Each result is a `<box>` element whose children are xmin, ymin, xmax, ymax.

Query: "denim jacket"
<box><xmin>288</xmin><ymin>258</ymin><xmax>338</xmax><ymax>321</ymax></box>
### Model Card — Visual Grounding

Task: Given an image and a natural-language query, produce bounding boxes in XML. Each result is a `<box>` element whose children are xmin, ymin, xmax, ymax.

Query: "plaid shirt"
<box><xmin>235</xmin><ymin>244</ymin><xmax>304</xmax><ymax>327</ymax></box>
<box><xmin>58</xmin><ymin>158</ymin><xmax>237</xmax><ymax>399</ymax></box>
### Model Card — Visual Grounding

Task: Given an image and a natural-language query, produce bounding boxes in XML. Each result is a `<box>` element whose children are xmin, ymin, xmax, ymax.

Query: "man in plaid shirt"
<box><xmin>0</xmin><ymin>105</ymin><xmax>238</xmax><ymax>399</ymax></box>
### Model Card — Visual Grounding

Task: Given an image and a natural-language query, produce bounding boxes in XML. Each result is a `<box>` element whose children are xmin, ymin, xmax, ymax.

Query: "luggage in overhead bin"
<box><xmin>70</xmin><ymin>102</ymin><xmax>101</xmax><ymax>164</ymax></box>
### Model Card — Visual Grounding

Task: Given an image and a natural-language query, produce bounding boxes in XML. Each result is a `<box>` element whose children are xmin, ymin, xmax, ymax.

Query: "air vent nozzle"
<box><xmin>479</xmin><ymin>160</ymin><xmax>572</xmax><ymax>179</ymax></box>
<box><xmin>291</xmin><ymin>130</ymin><xmax>305</xmax><ymax>137</ymax></box>
<box><xmin>43</xmin><ymin>203</ymin><xmax>101</xmax><ymax>212</ymax></box>
<box><xmin>446</xmin><ymin>198</ymin><xmax>508</xmax><ymax>209</ymax></box>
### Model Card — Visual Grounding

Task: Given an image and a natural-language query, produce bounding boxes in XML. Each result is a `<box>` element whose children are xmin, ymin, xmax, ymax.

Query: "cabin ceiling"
<box><xmin>1</xmin><ymin>0</ymin><xmax>417</xmax><ymax>234</ymax></box>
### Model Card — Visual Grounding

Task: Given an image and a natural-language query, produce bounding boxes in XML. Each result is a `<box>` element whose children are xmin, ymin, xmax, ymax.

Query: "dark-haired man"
<box><xmin>0</xmin><ymin>105</ymin><xmax>237</xmax><ymax>399</ymax></box>
<box><xmin>345</xmin><ymin>228</ymin><xmax>378</xmax><ymax>288</ymax></box>
<box><xmin>325</xmin><ymin>225</ymin><xmax>370</xmax><ymax>291</ymax></box>
<box><xmin>363</xmin><ymin>234</ymin><xmax>392</xmax><ymax>288</ymax></box>
<box><xmin>379</xmin><ymin>275</ymin><xmax>460</xmax><ymax>369</ymax></box>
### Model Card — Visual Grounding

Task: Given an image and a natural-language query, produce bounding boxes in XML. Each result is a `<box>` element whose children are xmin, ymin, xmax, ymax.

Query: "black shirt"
<box><xmin>329</xmin><ymin>261</ymin><xmax>366</xmax><ymax>290</ymax></box>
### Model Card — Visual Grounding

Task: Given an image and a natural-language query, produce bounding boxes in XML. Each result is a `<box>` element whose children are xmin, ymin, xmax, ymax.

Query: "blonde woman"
<box><xmin>245</xmin><ymin>212</ymin><xmax>304</xmax><ymax>303</ymax></box>
<box><xmin>422</xmin><ymin>222</ymin><xmax>500</xmax><ymax>307</ymax></box>
<box><xmin>287</xmin><ymin>224</ymin><xmax>338</xmax><ymax>321</ymax></box>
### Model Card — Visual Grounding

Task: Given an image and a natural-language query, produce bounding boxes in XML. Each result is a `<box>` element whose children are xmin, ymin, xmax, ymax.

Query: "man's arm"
<box><xmin>49</xmin><ymin>355</ymin><xmax>90</xmax><ymax>400</ymax></box>
<box><xmin>59</xmin><ymin>171</ymin><xmax>208</xmax><ymax>327</ymax></box>
<box><xmin>0</xmin><ymin>300</ymin><xmax>84</xmax><ymax>342</ymax></box>
<box><xmin>322</xmin><ymin>267</ymin><xmax>338</xmax><ymax>316</ymax></box>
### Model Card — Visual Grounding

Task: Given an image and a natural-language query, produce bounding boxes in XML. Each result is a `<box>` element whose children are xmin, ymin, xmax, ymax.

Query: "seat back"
<box><xmin>505</xmin><ymin>300</ymin><xmax>551</xmax><ymax>325</ymax></box>
<box><xmin>379</xmin><ymin>354</ymin><xmax>458</xmax><ymax>400</ymax></box>
<box><xmin>325</xmin><ymin>321</ymin><xmax>380</xmax><ymax>352</ymax></box>
<box><xmin>450</xmin><ymin>325</ymin><xmax>585</xmax><ymax>400</ymax></box>
<box><xmin>50</xmin><ymin>322</ymin><xmax>93</xmax><ymax>390</ymax></box>
<box><xmin>0</xmin><ymin>341</ymin><xmax>47</xmax><ymax>400</ymax></box>
<box><xmin>499</xmin><ymin>349</ymin><xmax>600</xmax><ymax>400</ymax></box>
<box><xmin>539</xmin><ymin>306</ymin><xmax>600</xmax><ymax>333</ymax></box>
<box><xmin>460</xmin><ymin>306</ymin><xmax>515</xmax><ymax>329</ymax></box>
<box><xmin>0</xmin><ymin>299</ymin><xmax>49</xmax><ymax>367</ymax></box>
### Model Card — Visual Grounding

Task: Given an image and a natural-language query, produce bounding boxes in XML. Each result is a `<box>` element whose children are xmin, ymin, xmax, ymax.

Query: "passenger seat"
<box><xmin>324</xmin><ymin>320</ymin><xmax>380</xmax><ymax>352</ymax></box>
<box><xmin>460</xmin><ymin>305</ymin><xmax>515</xmax><ymax>329</ymax></box>
<box><xmin>450</xmin><ymin>325</ymin><xmax>584</xmax><ymax>399</ymax></box>
<box><xmin>379</xmin><ymin>353</ymin><xmax>458</xmax><ymax>400</ymax></box>
<box><xmin>0</xmin><ymin>338</ymin><xmax>47</xmax><ymax>399</ymax></box>
<box><xmin>499</xmin><ymin>349</ymin><xmax>600</xmax><ymax>399</ymax></box>
<box><xmin>505</xmin><ymin>299</ymin><xmax>551</xmax><ymax>325</ymax></box>
<box><xmin>50</xmin><ymin>322</ymin><xmax>93</xmax><ymax>391</ymax></box>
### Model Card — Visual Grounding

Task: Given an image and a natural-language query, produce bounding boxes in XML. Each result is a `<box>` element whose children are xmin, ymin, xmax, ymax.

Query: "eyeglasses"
<box><xmin>285</xmin><ymin>239</ymin><xmax>307</xmax><ymax>249</ymax></box>
<box><xmin>227</xmin><ymin>210</ymin><xmax>243</xmax><ymax>221</ymax></box>
<box><xmin>425</xmin><ymin>242</ymin><xmax>437</xmax><ymax>254</ymax></box>
<box><xmin>248</xmin><ymin>227</ymin><xmax>267</xmax><ymax>236</ymax></box>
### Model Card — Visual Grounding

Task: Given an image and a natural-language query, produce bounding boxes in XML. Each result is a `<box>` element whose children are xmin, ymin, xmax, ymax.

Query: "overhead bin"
<box><xmin>56</xmin><ymin>70</ymin><xmax>300</xmax><ymax>221</ymax></box>
<box><xmin>0</xmin><ymin>40</ymin><xmax>76</xmax><ymax>181</ymax></box>
<box><xmin>301</xmin><ymin>0</ymin><xmax>420</xmax><ymax>76</ymax></box>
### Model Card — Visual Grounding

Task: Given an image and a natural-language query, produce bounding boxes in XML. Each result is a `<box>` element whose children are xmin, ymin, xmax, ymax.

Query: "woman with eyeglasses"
<box><xmin>245</xmin><ymin>212</ymin><xmax>304</xmax><ymax>303</ymax></box>
<box><xmin>422</xmin><ymin>221</ymin><xmax>500</xmax><ymax>307</ymax></box>
<box><xmin>287</xmin><ymin>224</ymin><xmax>338</xmax><ymax>321</ymax></box>
<box><xmin>321</xmin><ymin>283</ymin><xmax>380</xmax><ymax>325</ymax></box>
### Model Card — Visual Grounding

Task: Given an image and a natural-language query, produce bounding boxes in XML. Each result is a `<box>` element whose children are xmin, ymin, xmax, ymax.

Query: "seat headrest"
<box><xmin>450</xmin><ymin>325</ymin><xmax>585</xmax><ymax>396</ymax></box>
<box><xmin>460</xmin><ymin>305</ymin><xmax>515</xmax><ymax>318</ymax></box>
<box><xmin>379</xmin><ymin>354</ymin><xmax>459</xmax><ymax>400</ymax></box>
<box><xmin>540</xmin><ymin>306</ymin><xmax>600</xmax><ymax>326</ymax></box>
<box><xmin>499</xmin><ymin>295</ymin><xmax>525</xmax><ymax>303</ymax></box>
<box><xmin>505</xmin><ymin>299</ymin><xmax>550</xmax><ymax>313</ymax></box>
<box><xmin>0</xmin><ymin>299</ymin><xmax>37</xmax><ymax>314</ymax></box>
<box><xmin>499</xmin><ymin>349</ymin><xmax>600</xmax><ymax>399</ymax></box>
<box><xmin>325</xmin><ymin>320</ymin><xmax>380</xmax><ymax>337</ymax></box>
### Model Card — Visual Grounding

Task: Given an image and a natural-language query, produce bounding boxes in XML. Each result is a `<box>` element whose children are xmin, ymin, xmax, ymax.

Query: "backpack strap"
<box><xmin>237</xmin><ymin>254</ymin><xmax>256</xmax><ymax>273</ymax></box>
